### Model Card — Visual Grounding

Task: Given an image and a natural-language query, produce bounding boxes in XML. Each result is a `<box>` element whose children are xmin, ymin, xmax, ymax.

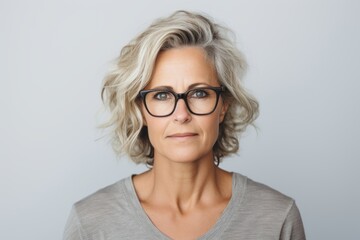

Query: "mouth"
<box><xmin>167</xmin><ymin>132</ymin><xmax>198</xmax><ymax>138</ymax></box>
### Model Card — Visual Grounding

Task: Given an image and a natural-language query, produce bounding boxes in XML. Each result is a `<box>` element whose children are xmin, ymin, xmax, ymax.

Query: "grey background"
<box><xmin>1</xmin><ymin>0</ymin><xmax>359</xmax><ymax>239</ymax></box>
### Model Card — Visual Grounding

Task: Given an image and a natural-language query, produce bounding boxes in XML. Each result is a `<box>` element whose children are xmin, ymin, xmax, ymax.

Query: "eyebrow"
<box><xmin>149</xmin><ymin>82</ymin><xmax>216</xmax><ymax>91</ymax></box>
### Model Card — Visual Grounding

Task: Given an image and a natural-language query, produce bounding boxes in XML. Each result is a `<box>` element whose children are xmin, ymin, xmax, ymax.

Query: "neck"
<box><xmin>140</xmin><ymin>154</ymin><xmax>230</xmax><ymax>213</ymax></box>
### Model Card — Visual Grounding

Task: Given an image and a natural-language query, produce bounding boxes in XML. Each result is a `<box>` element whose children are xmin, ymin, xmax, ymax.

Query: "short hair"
<box><xmin>101</xmin><ymin>10</ymin><xmax>259</xmax><ymax>165</ymax></box>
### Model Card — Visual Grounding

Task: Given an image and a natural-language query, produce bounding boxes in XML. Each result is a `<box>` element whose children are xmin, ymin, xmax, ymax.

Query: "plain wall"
<box><xmin>1</xmin><ymin>0</ymin><xmax>359</xmax><ymax>239</ymax></box>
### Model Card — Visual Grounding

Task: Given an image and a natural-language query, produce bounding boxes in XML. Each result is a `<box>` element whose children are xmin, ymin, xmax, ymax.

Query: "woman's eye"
<box><xmin>191</xmin><ymin>89</ymin><xmax>208</xmax><ymax>98</ymax></box>
<box><xmin>153</xmin><ymin>92</ymin><xmax>171</xmax><ymax>100</ymax></box>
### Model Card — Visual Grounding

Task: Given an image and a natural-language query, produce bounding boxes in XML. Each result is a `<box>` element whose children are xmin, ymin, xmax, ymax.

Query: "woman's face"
<box><xmin>142</xmin><ymin>47</ymin><xmax>227</xmax><ymax>164</ymax></box>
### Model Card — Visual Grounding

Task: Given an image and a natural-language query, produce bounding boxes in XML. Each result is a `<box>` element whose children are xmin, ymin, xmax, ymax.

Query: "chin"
<box><xmin>158</xmin><ymin>148</ymin><xmax>213</xmax><ymax>165</ymax></box>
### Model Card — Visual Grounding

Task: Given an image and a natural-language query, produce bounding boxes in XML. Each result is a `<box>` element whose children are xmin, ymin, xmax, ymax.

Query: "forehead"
<box><xmin>146</xmin><ymin>47</ymin><xmax>218</xmax><ymax>89</ymax></box>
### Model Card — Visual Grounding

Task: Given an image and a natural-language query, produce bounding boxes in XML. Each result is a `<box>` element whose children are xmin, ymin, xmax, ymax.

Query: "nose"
<box><xmin>173</xmin><ymin>98</ymin><xmax>192</xmax><ymax>123</ymax></box>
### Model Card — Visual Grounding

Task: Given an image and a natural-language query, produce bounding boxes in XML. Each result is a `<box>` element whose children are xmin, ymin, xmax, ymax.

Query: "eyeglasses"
<box><xmin>138</xmin><ymin>86</ymin><xmax>225</xmax><ymax>117</ymax></box>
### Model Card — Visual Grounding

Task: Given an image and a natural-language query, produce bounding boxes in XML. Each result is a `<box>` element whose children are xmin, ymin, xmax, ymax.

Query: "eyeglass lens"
<box><xmin>144</xmin><ymin>88</ymin><xmax>219</xmax><ymax>117</ymax></box>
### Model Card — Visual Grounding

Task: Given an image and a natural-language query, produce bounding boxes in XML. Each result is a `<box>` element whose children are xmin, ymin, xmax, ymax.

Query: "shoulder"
<box><xmin>233</xmin><ymin>172</ymin><xmax>296</xmax><ymax>218</ymax></box>
<box><xmin>234</xmin><ymin>172</ymin><xmax>293</xmax><ymax>202</ymax></box>
<box><xmin>64</xmin><ymin>176</ymin><xmax>148</xmax><ymax>239</ymax></box>
<box><xmin>71</xmin><ymin>176</ymin><xmax>136</xmax><ymax>228</ymax></box>
<box><xmin>221</xmin><ymin>173</ymin><xmax>306</xmax><ymax>239</ymax></box>
<box><xmin>241</xmin><ymin>177</ymin><xmax>306</xmax><ymax>239</ymax></box>
<box><xmin>74</xmin><ymin>177</ymin><xmax>129</xmax><ymax>212</ymax></box>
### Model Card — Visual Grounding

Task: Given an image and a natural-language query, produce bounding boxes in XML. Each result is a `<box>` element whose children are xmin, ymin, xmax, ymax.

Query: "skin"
<box><xmin>133</xmin><ymin>47</ymin><xmax>233</xmax><ymax>240</ymax></box>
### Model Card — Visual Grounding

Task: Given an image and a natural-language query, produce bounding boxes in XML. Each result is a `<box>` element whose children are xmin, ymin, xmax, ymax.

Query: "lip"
<box><xmin>167</xmin><ymin>132</ymin><xmax>198</xmax><ymax>138</ymax></box>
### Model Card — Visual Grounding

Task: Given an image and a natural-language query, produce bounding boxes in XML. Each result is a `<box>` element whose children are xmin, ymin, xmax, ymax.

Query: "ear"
<box><xmin>219</xmin><ymin>102</ymin><xmax>229</xmax><ymax>123</ymax></box>
<box><xmin>138</xmin><ymin>102</ymin><xmax>148</xmax><ymax>126</ymax></box>
<box><xmin>141</xmin><ymin>109</ymin><xmax>148</xmax><ymax>126</ymax></box>
<box><xmin>143</xmin><ymin>116</ymin><xmax>147</xmax><ymax>126</ymax></box>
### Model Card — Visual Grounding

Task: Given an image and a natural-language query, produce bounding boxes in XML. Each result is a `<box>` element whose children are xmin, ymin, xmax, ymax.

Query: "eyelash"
<box><xmin>153</xmin><ymin>92</ymin><xmax>172</xmax><ymax>100</ymax></box>
<box><xmin>190</xmin><ymin>89</ymin><xmax>208</xmax><ymax>98</ymax></box>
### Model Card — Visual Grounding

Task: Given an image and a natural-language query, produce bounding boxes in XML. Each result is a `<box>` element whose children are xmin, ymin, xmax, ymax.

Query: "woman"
<box><xmin>64</xmin><ymin>11</ymin><xmax>306</xmax><ymax>240</ymax></box>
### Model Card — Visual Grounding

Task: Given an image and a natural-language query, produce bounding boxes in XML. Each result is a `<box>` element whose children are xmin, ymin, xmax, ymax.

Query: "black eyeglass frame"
<box><xmin>138</xmin><ymin>86</ymin><xmax>226</xmax><ymax>117</ymax></box>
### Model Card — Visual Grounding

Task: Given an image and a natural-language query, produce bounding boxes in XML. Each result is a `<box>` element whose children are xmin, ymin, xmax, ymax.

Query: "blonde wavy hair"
<box><xmin>101</xmin><ymin>10</ymin><xmax>259</xmax><ymax>165</ymax></box>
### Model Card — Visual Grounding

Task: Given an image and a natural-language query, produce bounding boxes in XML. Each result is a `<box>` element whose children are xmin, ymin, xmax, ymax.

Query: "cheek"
<box><xmin>200</xmin><ymin>114</ymin><xmax>222</xmax><ymax>144</ymax></box>
<box><xmin>144</xmin><ymin>116</ymin><xmax>166</xmax><ymax>145</ymax></box>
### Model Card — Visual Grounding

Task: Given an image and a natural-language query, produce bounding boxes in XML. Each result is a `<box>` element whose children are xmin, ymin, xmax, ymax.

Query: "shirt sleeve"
<box><xmin>63</xmin><ymin>205</ymin><xmax>88</xmax><ymax>240</ymax></box>
<box><xmin>280</xmin><ymin>201</ymin><xmax>306</xmax><ymax>240</ymax></box>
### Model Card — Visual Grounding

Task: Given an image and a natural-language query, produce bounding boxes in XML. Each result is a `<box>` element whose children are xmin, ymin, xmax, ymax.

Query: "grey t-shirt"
<box><xmin>63</xmin><ymin>173</ymin><xmax>306</xmax><ymax>239</ymax></box>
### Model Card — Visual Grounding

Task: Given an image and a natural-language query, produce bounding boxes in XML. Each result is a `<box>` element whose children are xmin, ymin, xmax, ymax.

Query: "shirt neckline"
<box><xmin>123</xmin><ymin>172</ymin><xmax>247</xmax><ymax>239</ymax></box>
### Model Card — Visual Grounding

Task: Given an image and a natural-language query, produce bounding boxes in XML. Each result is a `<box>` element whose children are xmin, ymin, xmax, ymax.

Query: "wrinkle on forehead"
<box><xmin>146</xmin><ymin>47</ymin><xmax>218</xmax><ymax>91</ymax></box>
